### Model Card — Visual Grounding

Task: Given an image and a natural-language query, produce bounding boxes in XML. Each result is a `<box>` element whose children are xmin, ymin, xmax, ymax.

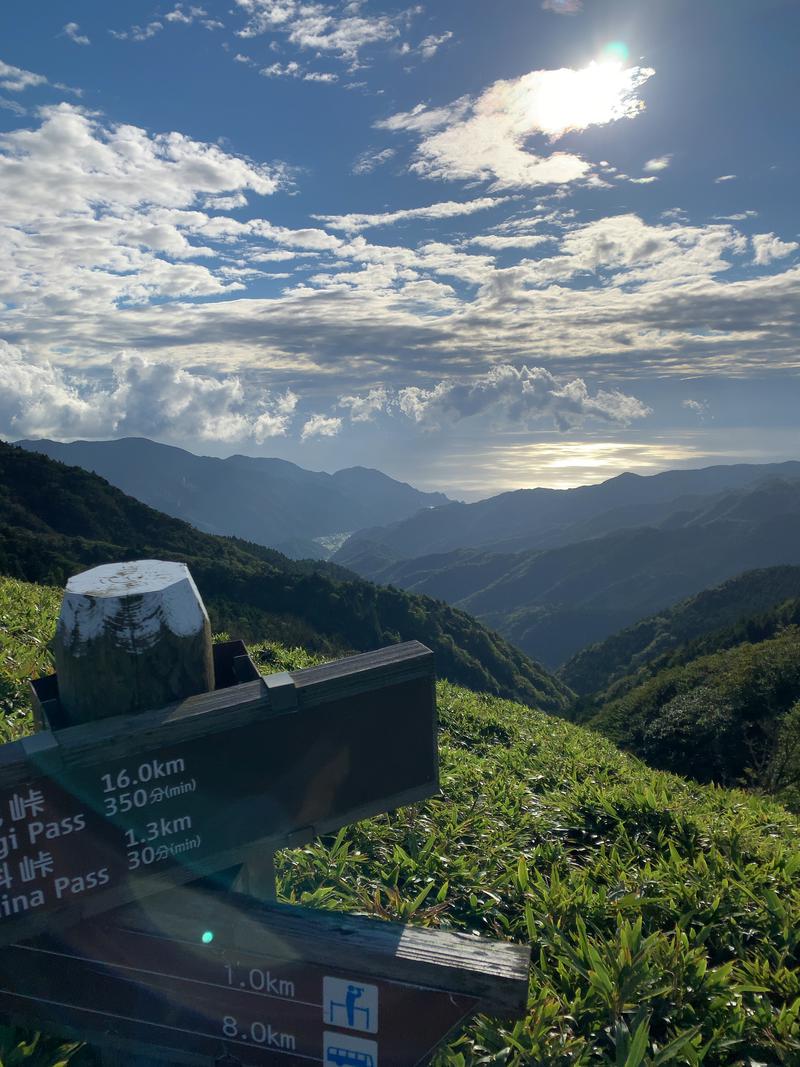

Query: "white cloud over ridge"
<box><xmin>0</xmin><ymin>343</ymin><xmax>296</xmax><ymax>442</ymax></box>
<box><xmin>336</xmin><ymin>366</ymin><xmax>650</xmax><ymax>433</ymax></box>
<box><xmin>377</xmin><ymin>61</ymin><xmax>655</xmax><ymax>188</ymax></box>
<box><xmin>301</xmin><ymin>413</ymin><xmax>343</xmax><ymax>439</ymax></box>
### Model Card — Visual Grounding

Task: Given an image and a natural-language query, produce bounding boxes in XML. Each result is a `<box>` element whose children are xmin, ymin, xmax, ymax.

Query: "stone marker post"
<box><xmin>52</xmin><ymin>560</ymin><xmax>215</xmax><ymax>1067</ymax></box>
<box><xmin>53</xmin><ymin>559</ymin><xmax>214</xmax><ymax>724</ymax></box>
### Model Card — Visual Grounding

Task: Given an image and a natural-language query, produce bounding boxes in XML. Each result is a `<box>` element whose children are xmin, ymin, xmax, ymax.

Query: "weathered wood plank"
<box><xmin>9</xmin><ymin>641</ymin><xmax>436</xmax><ymax>790</ymax></box>
<box><xmin>134</xmin><ymin>886</ymin><xmax>532</xmax><ymax>1016</ymax></box>
<box><xmin>0</xmin><ymin>886</ymin><xmax>530</xmax><ymax>1066</ymax></box>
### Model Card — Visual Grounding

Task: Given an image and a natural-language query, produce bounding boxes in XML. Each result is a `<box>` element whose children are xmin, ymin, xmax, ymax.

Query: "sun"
<box><xmin>523</xmin><ymin>55</ymin><xmax>650</xmax><ymax>140</ymax></box>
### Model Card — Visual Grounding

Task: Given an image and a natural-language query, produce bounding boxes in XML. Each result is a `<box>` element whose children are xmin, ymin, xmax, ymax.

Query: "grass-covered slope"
<box><xmin>561</xmin><ymin>566</ymin><xmax>800</xmax><ymax>697</ymax></box>
<box><xmin>3</xmin><ymin>577</ymin><xmax>800</xmax><ymax>1065</ymax></box>
<box><xmin>0</xmin><ymin>442</ymin><xmax>569</xmax><ymax>712</ymax></box>
<box><xmin>582</xmin><ymin>627</ymin><xmax>800</xmax><ymax>811</ymax></box>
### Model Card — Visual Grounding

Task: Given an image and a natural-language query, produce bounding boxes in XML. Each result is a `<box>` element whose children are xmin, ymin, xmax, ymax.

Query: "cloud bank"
<box><xmin>0</xmin><ymin>343</ymin><xmax>297</xmax><ymax>442</ymax></box>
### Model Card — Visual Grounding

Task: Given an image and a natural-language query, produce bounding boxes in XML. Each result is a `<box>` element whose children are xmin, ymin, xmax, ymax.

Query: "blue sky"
<box><xmin>0</xmin><ymin>0</ymin><xmax>798</xmax><ymax>496</ymax></box>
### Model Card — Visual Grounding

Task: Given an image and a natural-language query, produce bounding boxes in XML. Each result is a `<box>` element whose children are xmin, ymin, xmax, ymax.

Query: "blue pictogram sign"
<box><xmin>323</xmin><ymin>1031</ymin><xmax>378</xmax><ymax>1067</ymax></box>
<box><xmin>323</xmin><ymin>976</ymin><xmax>379</xmax><ymax>1034</ymax></box>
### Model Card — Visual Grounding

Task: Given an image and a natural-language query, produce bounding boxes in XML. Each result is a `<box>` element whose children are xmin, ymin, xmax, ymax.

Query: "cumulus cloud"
<box><xmin>392</xmin><ymin>365</ymin><xmax>651</xmax><ymax>431</ymax></box>
<box><xmin>0</xmin><ymin>103</ymin><xmax>284</xmax><ymax>317</ymax></box>
<box><xmin>301</xmin><ymin>413</ymin><xmax>342</xmax><ymax>439</ymax></box>
<box><xmin>467</xmin><ymin>233</ymin><xmax>551</xmax><ymax>250</ymax></box>
<box><xmin>112</xmin><ymin>6</ymin><xmax>222</xmax><ymax>39</ymax></box>
<box><xmin>644</xmin><ymin>155</ymin><xmax>671</xmax><ymax>172</ymax></box>
<box><xmin>683</xmin><ymin>398</ymin><xmax>709</xmax><ymax>417</ymax></box>
<box><xmin>332</xmin><ymin>367</ymin><xmax>650</xmax><ymax>433</ymax></box>
<box><xmin>338</xmin><ymin>386</ymin><xmax>390</xmax><ymax>422</ymax></box>
<box><xmin>0</xmin><ymin>343</ymin><xmax>297</xmax><ymax>442</ymax></box>
<box><xmin>1</xmin><ymin>102</ymin><xmax>799</xmax><ymax>400</ymax></box>
<box><xmin>752</xmin><ymin>232</ymin><xmax>799</xmax><ymax>266</ymax></box>
<box><xmin>417</xmin><ymin>31</ymin><xmax>453</xmax><ymax>60</ymax></box>
<box><xmin>63</xmin><ymin>23</ymin><xmax>91</xmax><ymax>45</ymax></box>
<box><xmin>165</xmin><ymin>5</ymin><xmax>214</xmax><ymax>25</ymax></box>
<box><xmin>235</xmin><ymin>0</ymin><xmax>407</xmax><ymax>63</ymax></box>
<box><xmin>377</xmin><ymin>61</ymin><xmax>654</xmax><ymax>188</ymax></box>
<box><xmin>352</xmin><ymin>146</ymin><xmax>395</xmax><ymax>174</ymax></box>
<box><xmin>314</xmin><ymin>196</ymin><xmax>507</xmax><ymax>233</ymax></box>
<box><xmin>507</xmin><ymin>213</ymin><xmax>748</xmax><ymax>288</ymax></box>
<box><xmin>110</xmin><ymin>21</ymin><xmax>164</xmax><ymax>42</ymax></box>
<box><xmin>0</xmin><ymin>59</ymin><xmax>47</xmax><ymax>92</ymax></box>
<box><xmin>260</xmin><ymin>60</ymin><xmax>337</xmax><ymax>81</ymax></box>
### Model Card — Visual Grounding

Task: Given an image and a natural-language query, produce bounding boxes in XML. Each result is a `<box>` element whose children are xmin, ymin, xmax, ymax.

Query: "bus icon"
<box><xmin>323</xmin><ymin>1032</ymin><xmax>378</xmax><ymax>1067</ymax></box>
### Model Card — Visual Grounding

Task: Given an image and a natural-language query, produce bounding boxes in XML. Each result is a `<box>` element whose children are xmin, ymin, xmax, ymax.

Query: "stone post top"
<box><xmin>53</xmin><ymin>560</ymin><xmax>215</xmax><ymax>720</ymax></box>
<box><xmin>65</xmin><ymin>560</ymin><xmax>194</xmax><ymax>598</ymax></box>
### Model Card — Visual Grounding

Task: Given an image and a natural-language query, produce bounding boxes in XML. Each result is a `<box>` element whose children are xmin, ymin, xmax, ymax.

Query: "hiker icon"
<box><xmin>323</xmin><ymin>977</ymin><xmax>379</xmax><ymax>1034</ymax></box>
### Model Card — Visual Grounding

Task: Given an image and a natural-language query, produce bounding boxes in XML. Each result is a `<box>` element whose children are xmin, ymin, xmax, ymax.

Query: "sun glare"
<box><xmin>527</xmin><ymin>56</ymin><xmax>651</xmax><ymax>140</ymax></box>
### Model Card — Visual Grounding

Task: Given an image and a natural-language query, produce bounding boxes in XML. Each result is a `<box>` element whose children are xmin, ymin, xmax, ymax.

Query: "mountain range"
<box><xmin>15</xmin><ymin>439</ymin><xmax>800</xmax><ymax>673</ymax></box>
<box><xmin>334</xmin><ymin>460</ymin><xmax>800</xmax><ymax>561</ymax></box>
<box><xmin>334</xmin><ymin>468</ymin><xmax>800</xmax><ymax>667</ymax></box>
<box><xmin>0</xmin><ymin>441</ymin><xmax>568</xmax><ymax>712</ymax></box>
<box><xmin>16</xmin><ymin>438</ymin><xmax>450</xmax><ymax>559</ymax></box>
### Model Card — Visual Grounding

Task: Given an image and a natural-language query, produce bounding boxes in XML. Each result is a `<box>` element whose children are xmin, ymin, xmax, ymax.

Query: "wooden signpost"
<box><xmin>0</xmin><ymin>560</ymin><xmax>531</xmax><ymax>1064</ymax></box>
<box><xmin>0</xmin><ymin>884</ymin><xmax>529</xmax><ymax>1066</ymax></box>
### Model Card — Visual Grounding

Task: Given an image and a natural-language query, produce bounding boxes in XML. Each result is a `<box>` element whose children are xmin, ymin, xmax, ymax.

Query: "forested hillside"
<box><xmin>2</xmin><ymin>576</ymin><xmax>800</xmax><ymax>1065</ymax></box>
<box><xmin>579</xmin><ymin>627</ymin><xmax>800</xmax><ymax>811</ymax></box>
<box><xmin>18</xmin><ymin>437</ymin><xmax>450</xmax><ymax>560</ymax></box>
<box><xmin>0</xmin><ymin>442</ymin><xmax>569</xmax><ymax>712</ymax></box>
<box><xmin>562</xmin><ymin>566</ymin><xmax>800</xmax><ymax>696</ymax></box>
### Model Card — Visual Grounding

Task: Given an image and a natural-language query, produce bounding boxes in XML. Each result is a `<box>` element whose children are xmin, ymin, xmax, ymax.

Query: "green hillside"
<box><xmin>582</xmin><ymin>628</ymin><xmax>800</xmax><ymax>812</ymax></box>
<box><xmin>562</xmin><ymin>566</ymin><xmax>800</xmax><ymax>697</ymax></box>
<box><xmin>0</xmin><ymin>441</ymin><xmax>569</xmax><ymax>713</ymax></box>
<box><xmin>2</xmin><ymin>576</ymin><xmax>800</xmax><ymax>1065</ymax></box>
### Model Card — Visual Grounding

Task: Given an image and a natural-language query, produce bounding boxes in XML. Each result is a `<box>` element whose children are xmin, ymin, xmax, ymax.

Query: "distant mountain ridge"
<box><xmin>16</xmin><ymin>438</ymin><xmax>451</xmax><ymax>559</ymax></box>
<box><xmin>335</xmin><ymin>472</ymin><xmax>800</xmax><ymax>667</ymax></box>
<box><xmin>334</xmin><ymin>460</ymin><xmax>800</xmax><ymax>566</ymax></box>
<box><xmin>0</xmin><ymin>441</ymin><xmax>569</xmax><ymax>712</ymax></box>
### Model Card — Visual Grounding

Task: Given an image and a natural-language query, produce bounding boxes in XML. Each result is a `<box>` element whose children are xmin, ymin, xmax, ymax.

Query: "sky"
<box><xmin>0</xmin><ymin>0</ymin><xmax>798</xmax><ymax>498</ymax></box>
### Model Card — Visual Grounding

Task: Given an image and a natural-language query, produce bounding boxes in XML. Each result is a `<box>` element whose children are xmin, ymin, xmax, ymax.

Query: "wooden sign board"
<box><xmin>0</xmin><ymin>885</ymin><xmax>531</xmax><ymax>1066</ymax></box>
<box><xmin>0</xmin><ymin>642</ymin><xmax>436</xmax><ymax>947</ymax></box>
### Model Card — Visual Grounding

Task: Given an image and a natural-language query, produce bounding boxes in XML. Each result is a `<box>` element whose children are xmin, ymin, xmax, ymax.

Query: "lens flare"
<box><xmin>603</xmin><ymin>41</ymin><xmax>630</xmax><ymax>63</ymax></box>
<box><xmin>201</xmin><ymin>930</ymin><xmax>214</xmax><ymax>944</ymax></box>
